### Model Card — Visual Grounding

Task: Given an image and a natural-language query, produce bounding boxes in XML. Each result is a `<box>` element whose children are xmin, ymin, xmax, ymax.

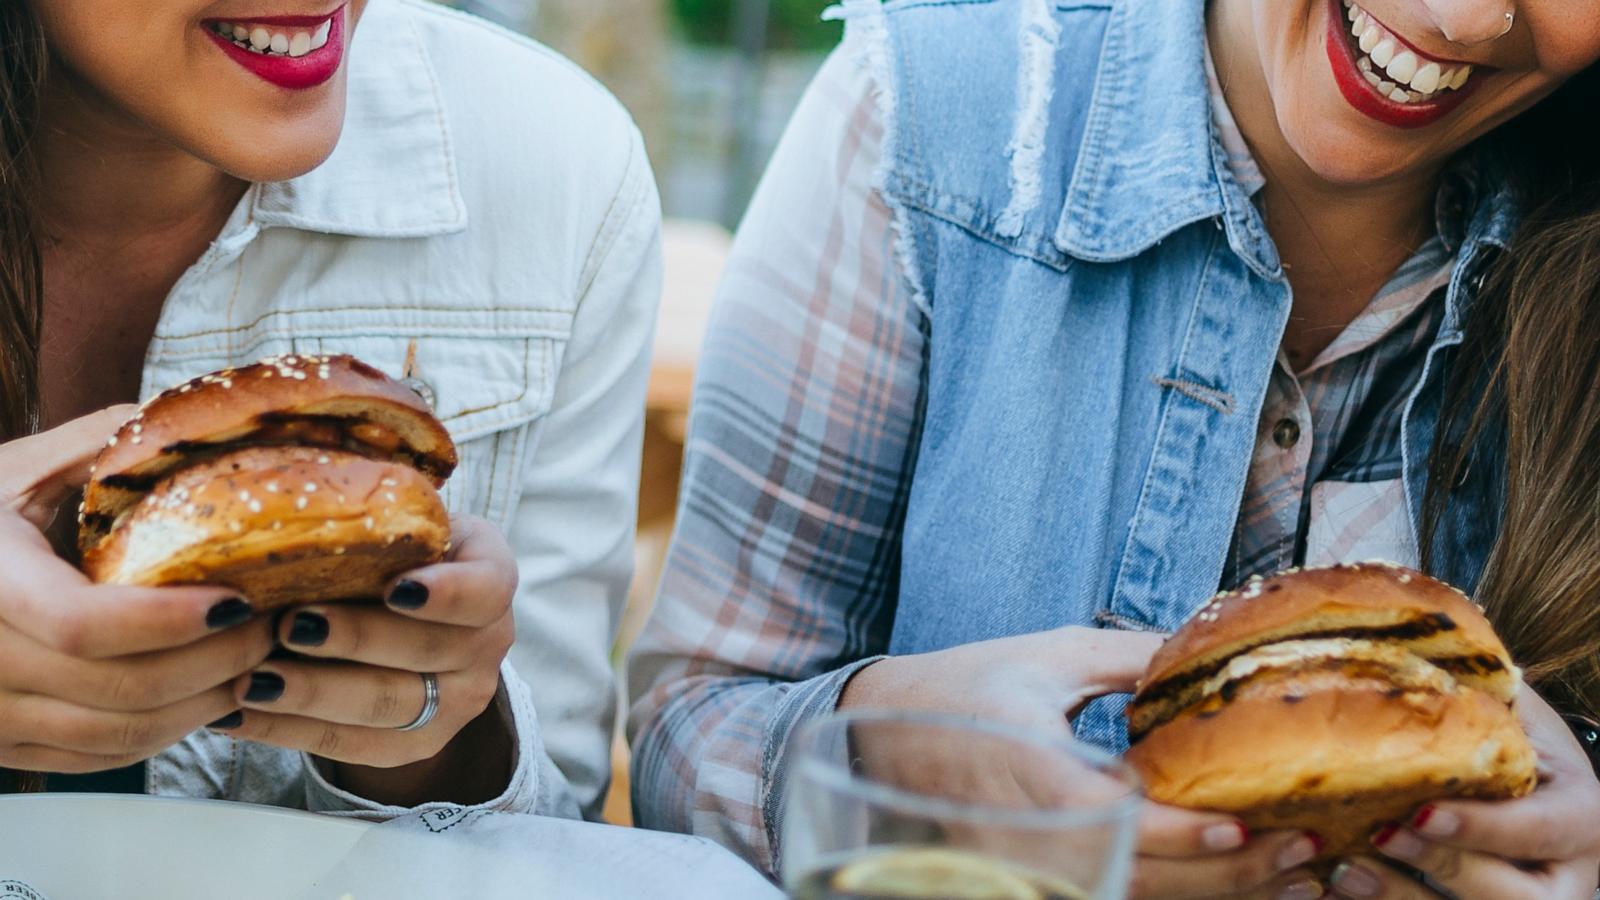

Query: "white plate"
<box><xmin>0</xmin><ymin>794</ymin><xmax>371</xmax><ymax>900</ymax></box>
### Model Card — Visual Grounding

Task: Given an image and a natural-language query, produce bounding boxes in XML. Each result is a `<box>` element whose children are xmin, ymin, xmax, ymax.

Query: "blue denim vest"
<box><xmin>832</xmin><ymin>0</ymin><xmax>1522</xmax><ymax>750</ymax></box>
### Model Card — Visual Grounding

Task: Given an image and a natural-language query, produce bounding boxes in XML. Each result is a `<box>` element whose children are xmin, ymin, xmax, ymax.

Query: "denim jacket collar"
<box><xmin>251</xmin><ymin>1</ymin><xmax>467</xmax><ymax>238</ymax></box>
<box><xmin>1056</xmin><ymin>0</ymin><xmax>1276</xmax><ymax>273</ymax></box>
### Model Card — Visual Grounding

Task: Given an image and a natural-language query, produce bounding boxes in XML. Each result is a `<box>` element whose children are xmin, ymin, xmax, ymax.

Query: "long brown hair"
<box><xmin>1426</xmin><ymin>64</ymin><xmax>1600</xmax><ymax>723</ymax></box>
<box><xmin>0</xmin><ymin>1</ymin><xmax>47</xmax><ymax>794</ymax></box>
<box><xmin>0</xmin><ymin>1</ymin><xmax>46</xmax><ymax>443</ymax></box>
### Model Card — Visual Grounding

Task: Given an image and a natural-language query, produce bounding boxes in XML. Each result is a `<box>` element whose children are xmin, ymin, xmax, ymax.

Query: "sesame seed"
<box><xmin>304</xmin><ymin>483</ymin><xmax>317</xmax><ymax>493</ymax></box>
<box><xmin>384</xmin><ymin>492</ymin><xmax>396</xmax><ymax>503</ymax></box>
<box><xmin>228</xmin><ymin>521</ymin><xmax>242</xmax><ymax>534</ymax></box>
<box><xmin>130</xmin><ymin>436</ymin><xmax>142</xmax><ymax>445</ymax></box>
<box><xmin>130</xmin><ymin>423</ymin><xmax>142</xmax><ymax>434</ymax></box>
<box><xmin>325</xmin><ymin>520</ymin><xmax>336</xmax><ymax>529</ymax></box>
<box><xmin>221</xmin><ymin>379</ymin><xmax>232</xmax><ymax>389</ymax></box>
<box><xmin>333</xmin><ymin>547</ymin><xmax>346</xmax><ymax>555</ymax></box>
<box><xmin>380</xmin><ymin>479</ymin><xmax>398</xmax><ymax>487</ymax></box>
<box><xmin>295</xmin><ymin>497</ymin><xmax>308</xmax><ymax>510</ymax></box>
<box><xmin>272</xmin><ymin>521</ymin><xmax>282</xmax><ymax>531</ymax></box>
<box><xmin>107</xmin><ymin>435</ymin><xmax>118</xmax><ymax>447</ymax></box>
<box><xmin>364</xmin><ymin>517</ymin><xmax>375</xmax><ymax>530</ymax></box>
<box><xmin>248</xmin><ymin>500</ymin><xmax>262</xmax><ymax>513</ymax></box>
<box><xmin>239</xmin><ymin>491</ymin><xmax>251</xmax><ymax>502</ymax></box>
<box><xmin>292</xmin><ymin>371</ymin><xmax>306</xmax><ymax>381</ymax></box>
<box><xmin>265</xmin><ymin>482</ymin><xmax>279</xmax><ymax>493</ymax></box>
<box><xmin>316</xmin><ymin>455</ymin><xmax>330</xmax><ymax>464</ymax></box>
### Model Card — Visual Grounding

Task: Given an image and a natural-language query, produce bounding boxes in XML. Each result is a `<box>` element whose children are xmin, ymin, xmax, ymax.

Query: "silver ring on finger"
<box><xmin>395</xmin><ymin>672</ymin><xmax>440</xmax><ymax>732</ymax></box>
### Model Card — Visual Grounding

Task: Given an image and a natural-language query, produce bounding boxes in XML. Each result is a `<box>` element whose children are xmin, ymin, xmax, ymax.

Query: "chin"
<box><xmin>1272</xmin><ymin>84</ymin><xmax>1428</xmax><ymax>186</ymax></box>
<box><xmin>195</xmin><ymin>98</ymin><xmax>348</xmax><ymax>184</ymax></box>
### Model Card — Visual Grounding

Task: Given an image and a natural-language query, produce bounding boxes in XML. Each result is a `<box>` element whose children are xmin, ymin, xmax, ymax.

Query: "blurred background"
<box><xmin>438</xmin><ymin>0</ymin><xmax>844</xmax><ymax>825</ymax></box>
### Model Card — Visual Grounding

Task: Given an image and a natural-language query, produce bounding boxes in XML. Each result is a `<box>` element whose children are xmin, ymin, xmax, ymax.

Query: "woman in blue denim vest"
<box><xmin>629</xmin><ymin>0</ymin><xmax>1600</xmax><ymax>895</ymax></box>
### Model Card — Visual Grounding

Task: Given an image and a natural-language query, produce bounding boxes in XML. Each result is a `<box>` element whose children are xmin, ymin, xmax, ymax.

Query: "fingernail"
<box><xmin>244</xmin><ymin>671</ymin><xmax>285</xmax><ymax>703</ymax></box>
<box><xmin>287</xmin><ymin>611</ymin><xmax>329</xmax><ymax>647</ymax></box>
<box><xmin>1330</xmin><ymin>861</ymin><xmax>1381</xmax><ymax>898</ymax></box>
<box><xmin>207</xmin><ymin>711</ymin><xmax>243</xmax><ymax>730</ymax></box>
<box><xmin>387</xmin><ymin>580</ymin><xmax>429</xmax><ymax>610</ymax></box>
<box><xmin>1274</xmin><ymin>880</ymin><xmax>1323</xmax><ymax>900</ymax></box>
<box><xmin>1410</xmin><ymin>804</ymin><xmax>1460</xmax><ymax>838</ymax></box>
<box><xmin>1202</xmin><ymin>822</ymin><xmax>1249</xmax><ymax>851</ymax></box>
<box><xmin>1275</xmin><ymin>833</ymin><xmax>1319</xmax><ymax>871</ymax></box>
<box><xmin>205</xmin><ymin>598</ymin><xmax>252</xmax><ymax>629</ymax></box>
<box><xmin>1372</xmin><ymin>824</ymin><xmax>1425</xmax><ymax>861</ymax></box>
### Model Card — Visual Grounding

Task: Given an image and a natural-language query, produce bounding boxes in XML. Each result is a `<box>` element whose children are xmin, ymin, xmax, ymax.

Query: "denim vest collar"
<box><xmin>1057</xmin><ymin>0</ymin><xmax>1283</xmax><ymax>278</ymax></box>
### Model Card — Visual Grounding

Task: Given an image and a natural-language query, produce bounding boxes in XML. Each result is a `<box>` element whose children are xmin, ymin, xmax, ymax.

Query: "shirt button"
<box><xmin>401</xmin><ymin>376</ymin><xmax>436</xmax><ymax>411</ymax></box>
<box><xmin>1273</xmin><ymin>418</ymin><xmax>1301</xmax><ymax>449</ymax></box>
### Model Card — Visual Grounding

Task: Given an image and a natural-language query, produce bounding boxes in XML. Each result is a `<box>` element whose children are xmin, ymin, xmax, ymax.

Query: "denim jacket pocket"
<box><xmin>143</xmin><ymin>326</ymin><xmax>564</xmax><ymax>533</ymax></box>
<box><xmin>297</xmin><ymin>333</ymin><xmax>561</xmax><ymax>531</ymax></box>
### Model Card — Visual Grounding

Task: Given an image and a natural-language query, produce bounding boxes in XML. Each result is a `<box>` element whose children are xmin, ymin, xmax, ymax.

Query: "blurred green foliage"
<box><xmin>672</xmin><ymin>0</ymin><xmax>841</xmax><ymax>51</ymax></box>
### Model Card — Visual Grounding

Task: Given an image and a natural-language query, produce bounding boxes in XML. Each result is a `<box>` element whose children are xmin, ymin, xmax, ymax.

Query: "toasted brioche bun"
<box><xmin>82</xmin><ymin>446</ymin><xmax>450</xmax><ymax>610</ymax></box>
<box><xmin>80</xmin><ymin>354</ymin><xmax>455</xmax><ymax>549</ymax></box>
<box><xmin>1125</xmin><ymin>564</ymin><xmax>1538</xmax><ymax>862</ymax></box>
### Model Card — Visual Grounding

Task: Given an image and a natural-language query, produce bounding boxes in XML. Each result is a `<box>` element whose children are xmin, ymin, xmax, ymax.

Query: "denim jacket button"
<box><xmin>1272</xmin><ymin>418</ymin><xmax>1301</xmax><ymax>449</ymax></box>
<box><xmin>401</xmin><ymin>376</ymin><xmax>437</xmax><ymax>411</ymax></box>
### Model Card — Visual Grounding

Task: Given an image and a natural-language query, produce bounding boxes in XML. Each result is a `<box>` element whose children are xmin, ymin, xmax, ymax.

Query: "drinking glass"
<box><xmin>782</xmin><ymin>710</ymin><xmax>1142</xmax><ymax>900</ymax></box>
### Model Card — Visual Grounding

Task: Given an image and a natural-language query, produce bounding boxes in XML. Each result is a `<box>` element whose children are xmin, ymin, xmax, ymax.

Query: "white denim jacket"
<box><xmin>139</xmin><ymin>0</ymin><xmax>661</xmax><ymax>821</ymax></box>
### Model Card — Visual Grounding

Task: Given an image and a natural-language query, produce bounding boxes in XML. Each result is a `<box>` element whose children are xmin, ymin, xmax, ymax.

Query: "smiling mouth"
<box><xmin>1339</xmin><ymin>0</ymin><xmax>1478</xmax><ymax>104</ymax></box>
<box><xmin>207</xmin><ymin>16</ymin><xmax>333</xmax><ymax>58</ymax></box>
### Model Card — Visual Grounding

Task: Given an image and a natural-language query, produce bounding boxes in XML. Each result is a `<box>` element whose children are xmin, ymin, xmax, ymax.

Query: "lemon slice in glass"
<box><xmin>830</xmin><ymin>848</ymin><xmax>1048</xmax><ymax>899</ymax></box>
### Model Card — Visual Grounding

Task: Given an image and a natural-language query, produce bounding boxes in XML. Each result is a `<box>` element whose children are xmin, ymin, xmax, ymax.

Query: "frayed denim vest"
<box><xmin>829</xmin><ymin>0</ymin><xmax>1521</xmax><ymax>752</ymax></box>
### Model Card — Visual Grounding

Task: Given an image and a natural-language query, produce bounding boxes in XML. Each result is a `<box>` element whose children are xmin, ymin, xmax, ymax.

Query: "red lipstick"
<box><xmin>202</xmin><ymin>6</ymin><xmax>346</xmax><ymax>91</ymax></box>
<box><xmin>1324</xmin><ymin>0</ymin><xmax>1480</xmax><ymax>129</ymax></box>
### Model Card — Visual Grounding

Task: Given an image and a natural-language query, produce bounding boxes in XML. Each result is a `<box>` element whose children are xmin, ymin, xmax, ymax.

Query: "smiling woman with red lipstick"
<box><xmin>0</xmin><ymin>0</ymin><xmax>660</xmax><ymax>826</ymax></box>
<box><xmin>627</xmin><ymin>0</ymin><xmax>1600</xmax><ymax>896</ymax></box>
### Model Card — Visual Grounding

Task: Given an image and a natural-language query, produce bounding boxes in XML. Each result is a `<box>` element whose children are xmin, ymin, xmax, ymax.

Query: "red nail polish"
<box><xmin>1372</xmin><ymin>824</ymin><xmax>1400</xmax><ymax>848</ymax></box>
<box><xmin>1410</xmin><ymin>805</ymin><xmax>1435</xmax><ymax>830</ymax></box>
<box><xmin>1236</xmin><ymin>823</ymin><xmax>1252</xmax><ymax>845</ymax></box>
<box><xmin>1304</xmin><ymin>831</ymin><xmax>1325</xmax><ymax>855</ymax></box>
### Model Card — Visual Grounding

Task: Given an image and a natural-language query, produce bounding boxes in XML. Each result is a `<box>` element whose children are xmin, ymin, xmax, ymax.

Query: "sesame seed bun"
<box><xmin>1124</xmin><ymin>564</ymin><xmax>1537</xmax><ymax>863</ymax></box>
<box><xmin>80</xmin><ymin>354</ymin><xmax>455</xmax><ymax>549</ymax></box>
<box><xmin>77</xmin><ymin>355</ymin><xmax>456</xmax><ymax>609</ymax></box>
<box><xmin>82</xmin><ymin>447</ymin><xmax>450</xmax><ymax>610</ymax></box>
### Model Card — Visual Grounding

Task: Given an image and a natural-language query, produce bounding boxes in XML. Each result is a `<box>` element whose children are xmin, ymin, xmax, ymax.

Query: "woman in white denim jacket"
<box><xmin>0</xmin><ymin>0</ymin><xmax>659</xmax><ymax>821</ymax></box>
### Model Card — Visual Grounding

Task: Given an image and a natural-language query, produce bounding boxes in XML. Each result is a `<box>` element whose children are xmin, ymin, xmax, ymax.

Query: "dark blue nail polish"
<box><xmin>287</xmin><ymin>612</ymin><xmax>329</xmax><ymax>647</ymax></box>
<box><xmin>245</xmin><ymin>671</ymin><xmax>285</xmax><ymax>703</ymax></box>
<box><xmin>205</xmin><ymin>598</ymin><xmax>252</xmax><ymax>630</ymax></box>
<box><xmin>387</xmin><ymin>580</ymin><xmax>429</xmax><ymax>610</ymax></box>
<box><xmin>208</xmin><ymin>711</ymin><xmax>243</xmax><ymax>730</ymax></box>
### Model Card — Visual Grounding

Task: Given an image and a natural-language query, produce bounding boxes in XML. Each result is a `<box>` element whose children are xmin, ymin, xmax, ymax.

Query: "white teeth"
<box><xmin>1385</xmin><ymin>50</ymin><xmax>1418</xmax><ymax>84</ymax></box>
<box><xmin>250</xmin><ymin>26</ymin><xmax>271</xmax><ymax>50</ymax></box>
<box><xmin>311</xmin><ymin>19</ymin><xmax>331</xmax><ymax>50</ymax></box>
<box><xmin>1389</xmin><ymin>87</ymin><xmax>1411</xmax><ymax>102</ymax></box>
<box><xmin>288</xmin><ymin>31</ymin><xmax>311</xmax><ymax>56</ymax></box>
<box><xmin>1359</xmin><ymin>23</ymin><xmax>1380</xmax><ymax>52</ymax></box>
<box><xmin>269</xmin><ymin>32</ymin><xmax>289</xmax><ymax>53</ymax></box>
<box><xmin>1370</xmin><ymin>37</ymin><xmax>1397</xmax><ymax>68</ymax></box>
<box><xmin>1344</xmin><ymin>2</ymin><xmax>1476</xmax><ymax>98</ymax></box>
<box><xmin>1411</xmin><ymin>62</ymin><xmax>1442</xmax><ymax>94</ymax></box>
<box><xmin>1363</xmin><ymin>70</ymin><xmax>1381</xmax><ymax>87</ymax></box>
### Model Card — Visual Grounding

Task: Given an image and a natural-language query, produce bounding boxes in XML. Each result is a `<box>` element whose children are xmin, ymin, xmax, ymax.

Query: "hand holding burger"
<box><xmin>1126</xmin><ymin>563</ymin><xmax>1600</xmax><ymax>899</ymax></box>
<box><xmin>69</xmin><ymin>355</ymin><xmax>519</xmax><ymax>806</ymax></box>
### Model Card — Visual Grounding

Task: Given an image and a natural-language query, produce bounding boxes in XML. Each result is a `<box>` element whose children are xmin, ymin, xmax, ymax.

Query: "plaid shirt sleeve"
<box><xmin>625</xmin><ymin>49</ymin><xmax>926</xmax><ymax>876</ymax></box>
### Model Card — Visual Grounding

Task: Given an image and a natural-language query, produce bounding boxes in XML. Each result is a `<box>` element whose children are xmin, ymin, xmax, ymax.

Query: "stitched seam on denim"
<box><xmin>894</xmin><ymin>188</ymin><xmax>1072</xmax><ymax>272</ymax></box>
<box><xmin>1093</xmin><ymin>610</ymin><xmax>1161</xmax><ymax>632</ymax></box>
<box><xmin>154</xmin><ymin>306</ymin><xmax>574</xmax><ymax>343</ymax></box>
<box><xmin>1108</xmin><ymin>228</ymin><xmax>1224</xmax><ymax>616</ymax></box>
<box><xmin>407</xmin><ymin>12</ymin><xmax>467</xmax><ymax>225</ymax></box>
<box><xmin>1059</xmin><ymin>0</ymin><xmax>1123</xmax><ymax>240</ymax></box>
<box><xmin>576</xmin><ymin>129</ymin><xmax>649</xmax><ymax>303</ymax></box>
<box><xmin>1151</xmin><ymin>376</ymin><xmax>1236</xmax><ymax>415</ymax></box>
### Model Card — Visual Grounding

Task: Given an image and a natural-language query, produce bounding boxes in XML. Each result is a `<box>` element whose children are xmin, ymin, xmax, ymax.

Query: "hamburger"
<box><xmin>1124</xmin><ymin>563</ymin><xmax>1538</xmax><ymax>862</ymax></box>
<box><xmin>77</xmin><ymin>354</ymin><xmax>457</xmax><ymax>610</ymax></box>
